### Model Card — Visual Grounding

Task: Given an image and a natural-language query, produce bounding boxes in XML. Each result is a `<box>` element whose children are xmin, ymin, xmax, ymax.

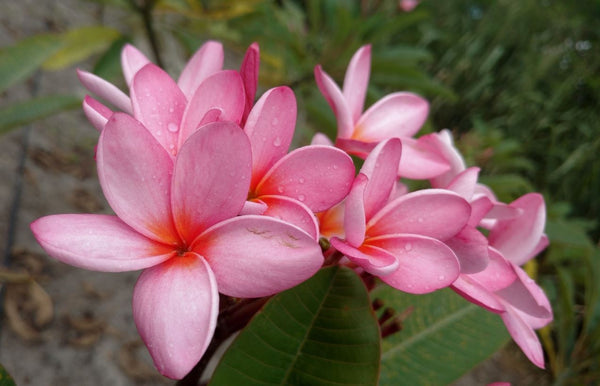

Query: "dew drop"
<box><xmin>168</xmin><ymin>107</ymin><xmax>174</xmax><ymax>113</ymax></box>
<box><xmin>438</xmin><ymin>275</ymin><xmax>446</xmax><ymax>281</ymax></box>
<box><xmin>298</xmin><ymin>194</ymin><xmax>306</xmax><ymax>202</ymax></box>
<box><xmin>417</xmin><ymin>217</ymin><xmax>424</xmax><ymax>223</ymax></box>
<box><xmin>167</xmin><ymin>122</ymin><xmax>179</xmax><ymax>133</ymax></box>
<box><xmin>333</xmin><ymin>164</ymin><xmax>338</xmax><ymax>170</ymax></box>
<box><xmin>298</xmin><ymin>177</ymin><xmax>305</xmax><ymax>184</ymax></box>
<box><xmin>404</xmin><ymin>243</ymin><xmax>412</xmax><ymax>251</ymax></box>
<box><xmin>277</xmin><ymin>186</ymin><xmax>284</xmax><ymax>193</ymax></box>
<box><xmin>273</xmin><ymin>137</ymin><xmax>282</xmax><ymax>147</ymax></box>
<box><xmin>271</xmin><ymin>117</ymin><xmax>279</xmax><ymax>126</ymax></box>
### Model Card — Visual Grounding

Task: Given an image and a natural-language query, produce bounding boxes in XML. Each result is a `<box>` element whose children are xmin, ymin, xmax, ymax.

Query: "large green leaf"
<box><xmin>374</xmin><ymin>286</ymin><xmax>510</xmax><ymax>385</ymax></box>
<box><xmin>0</xmin><ymin>34</ymin><xmax>63</xmax><ymax>93</ymax></box>
<box><xmin>210</xmin><ymin>266</ymin><xmax>380</xmax><ymax>385</ymax></box>
<box><xmin>0</xmin><ymin>363</ymin><xmax>16</xmax><ymax>386</ymax></box>
<box><xmin>42</xmin><ymin>26</ymin><xmax>121</xmax><ymax>70</ymax></box>
<box><xmin>0</xmin><ymin>95</ymin><xmax>81</xmax><ymax>134</ymax></box>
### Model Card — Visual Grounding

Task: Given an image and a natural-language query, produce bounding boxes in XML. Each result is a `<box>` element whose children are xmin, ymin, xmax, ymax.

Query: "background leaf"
<box><xmin>374</xmin><ymin>286</ymin><xmax>510</xmax><ymax>385</ymax></box>
<box><xmin>210</xmin><ymin>266</ymin><xmax>381</xmax><ymax>385</ymax></box>
<box><xmin>0</xmin><ymin>363</ymin><xmax>16</xmax><ymax>386</ymax></box>
<box><xmin>0</xmin><ymin>34</ymin><xmax>63</xmax><ymax>93</ymax></box>
<box><xmin>0</xmin><ymin>95</ymin><xmax>81</xmax><ymax>134</ymax></box>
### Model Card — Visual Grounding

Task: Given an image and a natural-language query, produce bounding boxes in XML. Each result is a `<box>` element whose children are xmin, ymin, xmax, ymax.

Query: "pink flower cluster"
<box><xmin>31</xmin><ymin>41</ymin><xmax>552</xmax><ymax>379</ymax></box>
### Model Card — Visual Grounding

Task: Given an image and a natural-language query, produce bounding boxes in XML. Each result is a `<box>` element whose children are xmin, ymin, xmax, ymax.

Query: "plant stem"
<box><xmin>129</xmin><ymin>0</ymin><xmax>164</xmax><ymax>67</ymax></box>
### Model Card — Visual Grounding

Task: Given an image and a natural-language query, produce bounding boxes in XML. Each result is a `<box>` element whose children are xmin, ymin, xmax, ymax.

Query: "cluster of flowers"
<box><xmin>31</xmin><ymin>41</ymin><xmax>552</xmax><ymax>379</ymax></box>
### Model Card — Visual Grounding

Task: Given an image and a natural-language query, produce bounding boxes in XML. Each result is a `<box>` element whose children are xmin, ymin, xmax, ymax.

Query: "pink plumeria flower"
<box><xmin>241</xmin><ymin>86</ymin><xmax>356</xmax><ymax>238</ymax></box>
<box><xmin>78</xmin><ymin>41</ymin><xmax>259</xmax><ymax>142</ymax></box>
<box><xmin>399</xmin><ymin>0</ymin><xmax>420</xmax><ymax>12</ymax></box>
<box><xmin>329</xmin><ymin>138</ymin><xmax>471</xmax><ymax>294</ymax></box>
<box><xmin>314</xmin><ymin>45</ymin><xmax>449</xmax><ymax>179</ymax></box>
<box><xmin>31</xmin><ymin>115</ymin><xmax>323</xmax><ymax>379</ymax></box>
<box><xmin>452</xmin><ymin>193</ymin><xmax>552</xmax><ymax>368</ymax></box>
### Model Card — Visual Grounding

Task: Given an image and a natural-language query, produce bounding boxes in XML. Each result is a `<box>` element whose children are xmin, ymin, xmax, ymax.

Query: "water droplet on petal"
<box><xmin>273</xmin><ymin>137</ymin><xmax>282</xmax><ymax>147</ymax></box>
<box><xmin>271</xmin><ymin>117</ymin><xmax>279</xmax><ymax>126</ymax></box>
<box><xmin>299</xmin><ymin>177</ymin><xmax>305</xmax><ymax>184</ymax></box>
<box><xmin>277</xmin><ymin>186</ymin><xmax>284</xmax><ymax>193</ymax></box>
<box><xmin>333</xmin><ymin>164</ymin><xmax>338</xmax><ymax>170</ymax></box>
<box><xmin>404</xmin><ymin>243</ymin><xmax>412</xmax><ymax>251</ymax></box>
<box><xmin>298</xmin><ymin>194</ymin><xmax>306</xmax><ymax>202</ymax></box>
<box><xmin>438</xmin><ymin>275</ymin><xmax>446</xmax><ymax>281</ymax></box>
<box><xmin>417</xmin><ymin>217</ymin><xmax>424</xmax><ymax>223</ymax></box>
<box><xmin>167</xmin><ymin>122</ymin><xmax>179</xmax><ymax>133</ymax></box>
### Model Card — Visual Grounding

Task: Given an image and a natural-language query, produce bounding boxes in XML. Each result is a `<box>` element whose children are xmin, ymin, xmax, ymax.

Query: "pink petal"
<box><xmin>311</xmin><ymin>132</ymin><xmax>334</xmax><ymax>146</ymax></box>
<box><xmin>244</xmin><ymin>86</ymin><xmax>296</xmax><ymax>190</ymax></box>
<box><xmin>172</xmin><ymin>122</ymin><xmax>252</xmax><ymax>243</ymax></box>
<box><xmin>488</xmin><ymin>193</ymin><xmax>546</xmax><ymax>266</ymax></box>
<box><xmin>133</xmin><ymin>254</ymin><xmax>218</xmax><ymax>379</ymax></box>
<box><xmin>196</xmin><ymin>215</ymin><xmax>323</xmax><ymax>298</ymax></box>
<box><xmin>240</xmin><ymin>42</ymin><xmax>260</xmax><ymax>123</ymax></box>
<box><xmin>335</xmin><ymin>137</ymin><xmax>377</xmax><ymax>158</ymax></box>
<box><xmin>314</xmin><ymin>65</ymin><xmax>354</xmax><ymax>139</ymax></box>
<box><xmin>131</xmin><ymin>64</ymin><xmax>187</xmax><ymax>155</ymax></box>
<box><xmin>344</xmin><ymin>174</ymin><xmax>368</xmax><ymax>247</ymax></box>
<box><xmin>342</xmin><ymin>45</ymin><xmax>371</xmax><ymax>123</ymax></box>
<box><xmin>178</xmin><ymin>40</ymin><xmax>224</xmax><ymax>100</ymax></box>
<box><xmin>354</xmin><ymin>92</ymin><xmax>429</xmax><ymax>141</ymax></box>
<box><xmin>445</xmin><ymin>226</ymin><xmax>489</xmax><ymax>274</ymax></box>
<box><xmin>259</xmin><ymin>195</ymin><xmax>320</xmax><ymax>240</ymax></box>
<box><xmin>496</xmin><ymin>264</ymin><xmax>552</xmax><ymax>321</ymax></box>
<box><xmin>468</xmin><ymin>196</ymin><xmax>494</xmax><ymax>227</ymax></box>
<box><xmin>359</xmin><ymin>138</ymin><xmax>402</xmax><ymax>220</ymax></box>
<box><xmin>446</xmin><ymin>167</ymin><xmax>480</xmax><ymax>200</ymax></box>
<box><xmin>451</xmin><ymin>276</ymin><xmax>506</xmax><ymax>313</ymax></box>
<box><xmin>255</xmin><ymin>145</ymin><xmax>355</xmax><ymax>212</ymax></box>
<box><xmin>317</xmin><ymin>202</ymin><xmax>345</xmax><ymax>240</ymax></box>
<box><xmin>77</xmin><ymin>69</ymin><xmax>132</xmax><ymax>113</ymax></box>
<box><xmin>398</xmin><ymin>137</ymin><xmax>451</xmax><ymax>179</ymax></box>
<box><xmin>468</xmin><ymin>247</ymin><xmax>517</xmax><ymax>292</ymax></box>
<box><xmin>370</xmin><ymin>235</ymin><xmax>460</xmax><ymax>294</ymax></box>
<box><xmin>82</xmin><ymin>95</ymin><xmax>112</xmax><ymax>131</ymax></box>
<box><xmin>419</xmin><ymin>130</ymin><xmax>466</xmax><ymax>188</ymax></box>
<box><xmin>179</xmin><ymin>70</ymin><xmax>245</xmax><ymax>148</ymax></box>
<box><xmin>367</xmin><ymin>189</ymin><xmax>471</xmax><ymax>241</ymax></box>
<box><xmin>97</xmin><ymin>113</ymin><xmax>179</xmax><ymax>245</ymax></box>
<box><xmin>121</xmin><ymin>44</ymin><xmax>151</xmax><ymax>87</ymax></box>
<box><xmin>240</xmin><ymin>200</ymin><xmax>268</xmax><ymax>215</ymax></box>
<box><xmin>31</xmin><ymin>214</ymin><xmax>173</xmax><ymax>272</ymax></box>
<box><xmin>330</xmin><ymin>237</ymin><xmax>398</xmax><ymax>276</ymax></box>
<box><xmin>500</xmin><ymin>307</ymin><xmax>546</xmax><ymax>368</ymax></box>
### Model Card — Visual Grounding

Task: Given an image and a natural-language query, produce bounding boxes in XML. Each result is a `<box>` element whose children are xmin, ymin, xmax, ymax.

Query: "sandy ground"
<box><xmin>0</xmin><ymin>1</ymin><xmax>552</xmax><ymax>385</ymax></box>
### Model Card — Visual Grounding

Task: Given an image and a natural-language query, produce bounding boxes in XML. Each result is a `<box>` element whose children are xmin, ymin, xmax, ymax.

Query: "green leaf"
<box><xmin>0</xmin><ymin>95</ymin><xmax>81</xmax><ymax>134</ymax></box>
<box><xmin>210</xmin><ymin>266</ymin><xmax>380</xmax><ymax>385</ymax></box>
<box><xmin>0</xmin><ymin>34</ymin><xmax>63</xmax><ymax>93</ymax></box>
<box><xmin>0</xmin><ymin>363</ymin><xmax>16</xmax><ymax>386</ymax></box>
<box><xmin>42</xmin><ymin>26</ymin><xmax>121</xmax><ymax>70</ymax></box>
<box><xmin>374</xmin><ymin>286</ymin><xmax>510</xmax><ymax>385</ymax></box>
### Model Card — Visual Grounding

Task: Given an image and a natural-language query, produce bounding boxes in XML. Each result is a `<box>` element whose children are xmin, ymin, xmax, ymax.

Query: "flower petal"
<box><xmin>398</xmin><ymin>137</ymin><xmax>451</xmax><ymax>179</ymax></box>
<box><xmin>77</xmin><ymin>69</ymin><xmax>132</xmax><ymax>113</ymax></box>
<box><xmin>354</xmin><ymin>92</ymin><xmax>428</xmax><ymax>141</ymax></box>
<box><xmin>31</xmin><ymin>214</ymin><xmax>173</xmax><ymax>272</ymax></box>
<box><xmin>317</xmin><ymin>202</ymin><xmax>345</xmax><ymax>239</ymax></box>
<box><xmin>121</xmin><ymin>44</ymin><xmax>151</xmax><ymax>87</ymax></box>
<box><xmin>496</xmin><ymin>264</ymin><xmax>552</xmax><ymax>321</ymax></box>
<box><xmin>342</xmin><ymin>45</ymin><xmax>371</xmax><ymax>123</ymax></box>
<box><xmin>335</xmin><ymin>137</ymin><xmax>377</xmax><ymax>158</ymax></box>
<box><xmin>172</xmin><ymin>122</ymin><xmax>251</xmax><ymax>243</ymax></box>
<box><xmin>97</xmin><ymin>113</ymin><xmax>179</xmax><ymax>244</ymax></box>
<box><xmin>311</xmin><ymin>132</ymin><xmax>334</xmax><ymax>146</ymax></box>
<box><xmin>256</xmin><ymin>145</ymin><xmax>355</xmax><ymax>212</ymax></box>
<box><xmin>420</xmin><ymin>130</ymin><xmax>467</xmax><ymax>188</ymax></box>
<box><xmin>133</xmin><ymin>253</ymin><xmax>218</xmax><ymax>379</ymax></box>
<box><xmin>451</xmin><ymin>276</ymin><xmax>506</xmax><ymax>313</ymax></box>
<box><xmin>244</xmin><ymin>86</ymin><xmax>296</xmax><ymax>190</ymax></box>
<box><xmin>500</xmin><ymin>307</ymin><xmax>546</xmax><ymax>368</ymax></box>
<box><xmin>82</xmin><ymin>95</ymin><xmax>112</xmax><ymax>131</ymax></box>
<box><xmin>367</xmin><ymin>189</ymin><xmax>471</xmax><ymax>241</ymax></box>
<box><xmin>344</xmin><ymin>174</ymin><xmax>368</xmax><ymax>247</ymax></box>
<box><xmin>259</xmin><ymin>195</ymin><xmax>319</xmax><ymax>240</ymax></box>
<box><xmin>240</xmin><ymin>42</ymin><xmax>260</xmax><ymax>123</ymax></box>
<box><xmin>468</xmin><ymin>247</ymin><xmax>518</xmax><ymax>292</ymax></box>
<box><xmin>314</xmin><ymin>65</ymin><xmax>354</xmax><ymax>139</ymax></box>
<box><xmin>131</xmin><ymin>64</ymin><xmax>187</xmax><ymax>154</ymax></box>
<box><xmin>359</xmin><ymin>138</ymin><xmax>402</xmax><ymax>219</ymax></box>
<box><xmin>446</xmin><ymin>167</ymin><xmax>480</xmax><ymax>200</ymax></box>
<box><xmin>177</xmin><ymin>40</ymin><xmax>224</xmax><ymax>100</ymax></box>
<box><xmin>196</xmin><ymin>215</ymin><xmax>323</xmax><ymax>298</ymax></box>
<box><xmin>330</xmin><ymin>237</ymin><xmax>398</xmax><ymax>276</ymax></box>
<box><xmin>179</xmin><ymin>70</ymin><xmax>245</xmax><ymax>148</ymax></box>
<box><xmin>488</xmin><ymin>193</ymin><xmax>546</xmax><ymax>265</ymax></box>
<box><xmin>444</xmin><ymin>226</ymin><xmax>489</xmax><ymax>274</ymax></box>
<box><xmin>370</xmin><ymin>235</ymin><xmax>460</xmax><ymax>294</ymax></box>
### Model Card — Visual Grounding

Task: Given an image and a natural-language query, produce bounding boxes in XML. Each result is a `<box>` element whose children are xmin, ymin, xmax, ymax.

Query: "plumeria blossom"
<box><xmin>452</xmin><ymin>193</ymin><xmax>552</xmax><ymax>368</ymax></box>
<box><xmin>31</xmin><ymin>116</ymin><xmax>323</xmax><ymax>379</ymax></box>
<box><xmin>241</xmin><ymin>86</ymin><xmax>355</xmax><ymax>238</ymax></box>
<box><xmin>314</xmin><ymin>45</ymin><xmax>449</xmax><ymax>179</ymax></box>
<box><xmin>78</xmin><ymin>41</ymin><xmax>259</xmax><ymax>142</ymax></box>
<box><xmin>328</xmin><ymin>138</ymin><xmax>471</xmax><ymax>293</ymax></box>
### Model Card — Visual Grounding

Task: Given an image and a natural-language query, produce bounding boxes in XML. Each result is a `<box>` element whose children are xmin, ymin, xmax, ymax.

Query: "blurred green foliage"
<box><xmin>2</xmin><ymin>0</ymin><xmax>599</xmax><ymax>383</ymax></box>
